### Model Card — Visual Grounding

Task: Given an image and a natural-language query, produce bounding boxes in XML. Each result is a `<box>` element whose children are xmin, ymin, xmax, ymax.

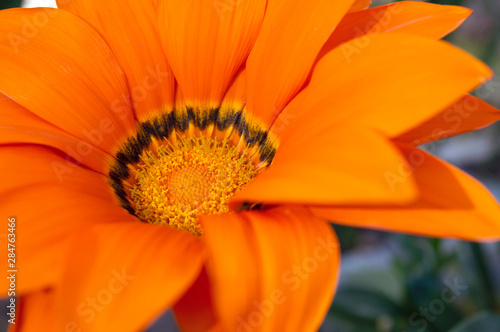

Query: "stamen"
<box><xmin>108</xmin><ymin>108</ymin><xmax>278</xmax><ymax>235</ymax></box>
<box><xmin>129</xmin><ymin>136</ymin><xmax>258</xmax><ymax>236</ymax></box>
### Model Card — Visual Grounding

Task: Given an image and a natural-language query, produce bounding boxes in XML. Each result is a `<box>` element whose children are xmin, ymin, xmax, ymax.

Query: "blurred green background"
<box><xmin>3</xmin><ymin>0</ymin><xmax>500</xmax><ymax>331</ymax></box>
<box><xmin>0</xmin><ymin>0</ymin><xmax>21</xmax><ymax>10</ymax></box>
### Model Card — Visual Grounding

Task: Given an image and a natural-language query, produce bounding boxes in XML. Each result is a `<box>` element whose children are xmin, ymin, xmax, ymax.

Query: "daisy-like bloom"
<box><xmin>1</xmin><ymin>0</ymin><xmax>500</xmax><ymax>331</ymax></box>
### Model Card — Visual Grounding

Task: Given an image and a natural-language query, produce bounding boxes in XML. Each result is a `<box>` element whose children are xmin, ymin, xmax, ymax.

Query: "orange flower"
<box><xmin>1</xmin><ymin>0</ymin><xmax>499</xmax><ymax>331</ymax></box>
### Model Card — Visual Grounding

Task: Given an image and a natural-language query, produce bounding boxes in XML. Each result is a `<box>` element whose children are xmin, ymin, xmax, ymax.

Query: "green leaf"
<box><xmin>0</xmin><ymin>0</ymin><xmax>22</xmax><ymax>10</ymax></box>
<box><xmin>330</xmin><ymin>287</ymin><xmax>403</xmax><ymax>321</ymax></box>
<box><xmin>322</xmin><ymin>311</ymin><xmax>375</xmax><ymax>332</ymax></box>
<box><xmin>450</xmin><ymin>312</ymin><xmax>500</xmax><ymax>332</ymax></box>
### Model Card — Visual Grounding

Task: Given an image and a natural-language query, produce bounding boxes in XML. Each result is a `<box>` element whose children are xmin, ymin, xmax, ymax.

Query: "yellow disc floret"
<box><xmin>130</xmin><ymin>136</ymin><xmax>258</xmax><ymax>236</ymax></box>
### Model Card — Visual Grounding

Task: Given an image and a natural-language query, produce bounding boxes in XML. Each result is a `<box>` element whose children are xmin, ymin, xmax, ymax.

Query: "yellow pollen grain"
<box><xmin>130</xmin><ymin>136</ymin><xmax>258</xmax><ymax>236</ymax></box>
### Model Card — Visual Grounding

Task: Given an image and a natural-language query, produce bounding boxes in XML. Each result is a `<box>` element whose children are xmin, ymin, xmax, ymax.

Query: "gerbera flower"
<box><xmin>1</xmin><ymin>0</ymin><xmax>500</xmax><ymax>331</ymax></box>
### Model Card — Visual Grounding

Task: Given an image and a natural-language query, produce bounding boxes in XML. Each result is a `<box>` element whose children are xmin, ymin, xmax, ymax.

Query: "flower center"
<box><xmin>129</xmin><ymin>136</ymin><xmax>257</xmax><ymax>236</ymax></box>
<box><xmin>108</xmin><ymin>108</ymin><xmax>278</xmax><ymax>236</ymax></box>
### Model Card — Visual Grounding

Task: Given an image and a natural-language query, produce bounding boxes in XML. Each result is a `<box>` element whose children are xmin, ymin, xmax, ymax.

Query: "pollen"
<box><xmin>129</xmin><ymin>136</ymin><xmax>258</xmax><ymax>236</ymax></box>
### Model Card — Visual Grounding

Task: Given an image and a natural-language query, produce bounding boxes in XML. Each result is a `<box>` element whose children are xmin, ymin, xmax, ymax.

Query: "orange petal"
<box><xmin>396</xmin><ymin>95</ymin><xmax>500</xmax><ymax>145</ymax></box>
<box><xmin>280</xmin><ymin>33</ymin><xmax>491</xmax><ymax>138</ymax></box>
<box><xmin>16</xmin><ymin>290</ymin><xmax>62</xmax><ymax>331</ymax></box>
<box><xmin>58</xmin><ymin>222</ymin><xmax>204</xmax><ymax>332</ymax></box>
<box><xmin>201</xmin><ymin>213</ymin><xmax>259</xmax><ymax>332</ymax></box>
<box><xmin>246</xmin><ymin>0</ymin><xmax>356</xmax><ymax>127</ymax></box>
<box><xmin>320</xmin><ymin>1</ymin><xmax>471</xmax><ymax>57</ymax></box>
<box><xmin>213</xmin><ymin>68</ymin><xmax>248</xmax><ymax>141</ymax></box>
<box><xmin>0</xmin><ymin>95</ymin><xmax>111</xmax><ymax>174</ymax></box>
<box><xmin>0</xmin><ymin>8</ymin><xmax>135</xmax><ymax>154</ymax></box>
<box><xmin>0</xmin><ymin>185</ymin><xmax>137</xmax><ymax>295</ymax></box>
<box><xmin>311</xmin><ymin>145</ymin><xmax>500</xmax><ymax>241</ymax></box>
<box><xmin>347</xmin><ymin>0</ymin><xmax>371</xmax><ymax>13</ymax></box>
<box><xmin>158</xmin><ymin>0</ymin><xmax>266</xmax><ymax>108</ymax></box>
<box><xmin>57</xmin><ymin>0</ymin><xmax>175</xmax><ymax>122</ymax></box>
<box><xmin>234</xmin><ymin>124</ymin><xmax>417</xmax><ymax>206</ymax></box>
<box><xmin>221</xmin><ymin>68</ymin><xmax>247</xmax><ymax>113</ymax></box>
<box><xmin>173</xmin><ymin>268</ymin><xmax>219</xmax><ymax>332</ymax></box>
<box><xmin>0</xmin><ymin>145</ymin><xmax>113</xmax><ymax>200</ymax></box>
<box><xmin>200</xmin><ymin>206</ymin><xmax>340</xmax><ymax>332</ymax></box>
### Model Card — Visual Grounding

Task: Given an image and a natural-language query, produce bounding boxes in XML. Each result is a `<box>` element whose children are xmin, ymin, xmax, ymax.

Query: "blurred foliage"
<box><xmin>0</xmin><ymin>0</ymin><xmax>21</xmax><ymax>10</ymax></box>
<box><xmin>427</xmin><ymin>0</ymin><xmax>466</xmax><ymax>6</ymax></box>
<box><xmin>450</xmin><ymin>313</ymin><xmax>500</xmax><ymax>331</ymax></box>
<box><xmin>323</xmin><ymin>234</ymin><xmax>500</xmax><ymax>331</ymax></box>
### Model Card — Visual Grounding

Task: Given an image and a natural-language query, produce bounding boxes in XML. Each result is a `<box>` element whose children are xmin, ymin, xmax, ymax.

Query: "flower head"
<box><xmin>1</xmin><ymin>0</ymin><xmax>500</xmax><ymax>331</ymax></box>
